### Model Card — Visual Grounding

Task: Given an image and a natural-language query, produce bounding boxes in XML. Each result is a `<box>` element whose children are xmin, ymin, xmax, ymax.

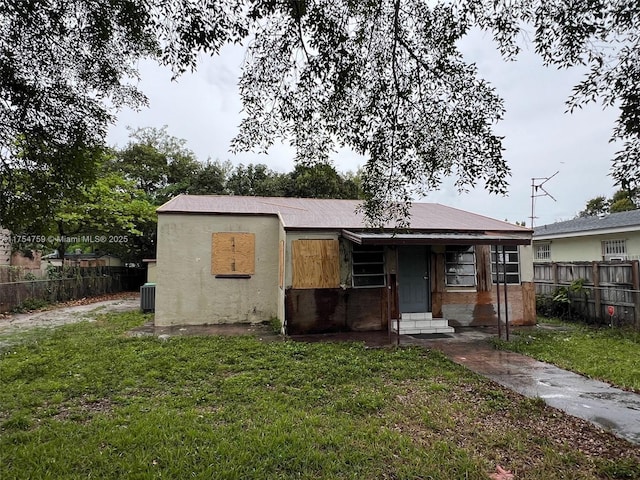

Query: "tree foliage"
<box><xmin>579</xmin><ymin>188</ymin><xmax>637</xmax><ymax>217</ymax></box>
<box><xmin>53</xmin><ymin>171</ymin><xmax>157</xmax><ymax>260</ymax></box>
<box><xmin>578</xmin><ymin>195</ymin><xmax>610</xmax><ymax>217</ymax></box>
<box><xmin>226</xmin><ymin>163</ymin><xmax>289</xmax><ymax>197</ymax></box>
<box><xmin>231</xmin><ymin>0</ymin><xmax>508</xmax><ymax>225</ymax></box>
<box><xmin>109</xmin><ymin>127</ymin><xmax>206</xmax><ymax>204</ymax></box>
<box><xmin>460</xmin><ymin>0</ymin><xmax>640</xmax><ymax>193</ymax></box>
<box><xmin>2</xmin><ymin>1</ymin><xmax>640</xmax><ymax>227</ymax></box>
<box><xmin>0</xmin><ymin>0</ymin><xmax>156</xmax><ymax>223</ymax></box>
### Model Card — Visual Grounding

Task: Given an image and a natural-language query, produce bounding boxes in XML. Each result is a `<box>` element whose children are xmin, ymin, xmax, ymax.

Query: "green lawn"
<box><xmin>496</xmin><ymin>320</ymin><xmax>640</xmax><ymax>393</ymax></box>
<box><xmin>1</xmin><ymin>312</ymin><xmax>639</xmax><ymax>479</ymax></box>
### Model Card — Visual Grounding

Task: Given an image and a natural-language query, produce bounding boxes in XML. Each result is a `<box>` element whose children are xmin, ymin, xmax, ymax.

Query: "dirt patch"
<box><xmin>128</xmin><ymin>321</ymin><xmax>282</xmax><ymax>341</ymax></box>
<box><xmin>0</xmin><ymin>292</ymin><xmax>140</xmax><ymax>337</ymax></box>
<box><xmin>51</xmin><ymin>396</ymin><xmax>116</xmax><ymax>423</ymax></box>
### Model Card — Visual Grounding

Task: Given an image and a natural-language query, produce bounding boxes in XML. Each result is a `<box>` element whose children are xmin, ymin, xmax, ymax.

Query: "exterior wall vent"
<box><xmin>140</xmin><ymin>283</ymin><xmax>156</xmax><ymax>312</ymax></box>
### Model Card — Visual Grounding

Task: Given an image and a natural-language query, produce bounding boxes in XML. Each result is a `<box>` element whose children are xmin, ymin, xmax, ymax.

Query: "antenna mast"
<box><xmin>530</xmin><ymin>171</ymin><xmax>559</xmax><ymax>228</ymax></box>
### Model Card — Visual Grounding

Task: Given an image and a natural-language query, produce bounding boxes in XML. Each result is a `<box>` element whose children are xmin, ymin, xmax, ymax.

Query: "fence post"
<box><xmin>632</xmin><ymin>260</ymin><xmax>640</xmax><ymax>330</ymax></box>
<box><xmin>592</xmin><ymin>261</ymin><xmax>601</xmax><ymax>323</ymax></box>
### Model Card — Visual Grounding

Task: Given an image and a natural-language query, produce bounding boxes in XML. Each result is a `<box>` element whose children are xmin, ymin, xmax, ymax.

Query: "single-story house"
<box><xmin>533</xmin><ymin>209</ymin><xmax>640</xmax><ymax>262</ymax></box>
<box><xmin>155</xmin><ymin>195</ymin><xmax>535</xmax><ymax>335</ymax></box>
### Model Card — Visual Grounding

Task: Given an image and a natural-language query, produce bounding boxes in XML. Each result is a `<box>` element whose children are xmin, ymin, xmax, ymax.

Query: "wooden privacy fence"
<box><xmin>0</xmin><ymin>267</ymin><xmax>145</xmax><ymax>312</ymax></box>
<box><xmin>534</xmin><ymin>260</ymin><xmax>640</xmax><ymax>328</ymax></box>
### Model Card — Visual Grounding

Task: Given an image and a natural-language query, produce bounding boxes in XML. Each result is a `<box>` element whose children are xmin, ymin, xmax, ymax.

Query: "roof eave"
<box><xmin>342</xmin><ymin>230</ymin><xmax>531</xmax><ymax>246</ymax></box>
<box><xmin>533</xmin><ymin>225</ymin><xmax>639</xmax><ymax>240</ymax></box>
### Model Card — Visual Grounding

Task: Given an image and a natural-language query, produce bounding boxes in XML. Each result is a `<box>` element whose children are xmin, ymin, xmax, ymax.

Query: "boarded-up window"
<box><xmin>211</xmin><ymin>233</ymin><xmax>255</xmax><ymax>276</ymax></box>
<box><xmin>292</xmin><ymin>239</ymin><xmax>340</xmax><ymax>289</ymax></box>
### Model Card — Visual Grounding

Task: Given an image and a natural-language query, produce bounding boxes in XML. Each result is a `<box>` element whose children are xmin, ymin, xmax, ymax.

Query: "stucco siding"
<box><xmin>155</xmin><ymin>213</ymin><xmax>281</xmax><ymax>326</ymax></box>
<box><xmin>519</xmin><ymin>245</ymin><xmax>534</xmax><ymax>282</ymax></box>
<box><xmin>277</xmin><ymin>223</ymin><xmax>287</xmax><ymax>329</ymax></box>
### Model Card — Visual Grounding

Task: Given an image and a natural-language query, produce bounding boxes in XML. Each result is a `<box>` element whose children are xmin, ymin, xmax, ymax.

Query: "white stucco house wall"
<box><xmin>532</xmin><ymin>210</ymin><xmax>640</xmax><ymax>262</ymax></box>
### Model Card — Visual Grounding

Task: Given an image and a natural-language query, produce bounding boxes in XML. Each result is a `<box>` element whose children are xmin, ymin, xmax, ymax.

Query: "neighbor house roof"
<box><xmin>533</xmin><ymin>209</ymin><xmax>640</xmax><ymax>240</ymax></box>
<box><xmin>159</xmin><ymin>195</ymin><xmax>532</xmax><ymax>245</ymax></box>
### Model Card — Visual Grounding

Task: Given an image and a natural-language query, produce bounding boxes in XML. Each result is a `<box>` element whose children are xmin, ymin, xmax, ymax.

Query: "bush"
<box><xmin>536</xmin><ymin>279</ymin><xmax>588</xmax><ymax>321</ymax></box>
<box><xmin>11</xmin><ymin>298</ymin><xmax>50</xmax><ymax>313</ymax></box>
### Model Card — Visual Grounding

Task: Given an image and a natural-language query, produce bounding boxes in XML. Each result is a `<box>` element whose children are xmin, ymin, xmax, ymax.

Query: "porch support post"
<box><xmin>502</xmin><ymin>245</ymin><xmax>510</xmax><ymax>342</ymax></box>
<box><xmin>387</xmin><ymin>273</ymin><xmax>391</xmax><ymax>344</ymax></box>
<box><xmin>494</xmin><ymin>245</ymin><xmax>502</xmax><ymax>340</ymax></box>
<box><xmin>632</xmin><ymin>260</ymin><xmax>640</xmax><ymax>330</ymax></box>
<box><xmin>396</xmin><ymin>248</ymin><xmax>400</xmax><ymax>346</ymax></box>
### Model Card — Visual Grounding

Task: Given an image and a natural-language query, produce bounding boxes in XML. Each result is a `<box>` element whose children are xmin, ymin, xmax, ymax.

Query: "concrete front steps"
<box><xmin>391</xmin><ymin>312</ymin><xmax>455</xmax><ymax>335</ymax></box>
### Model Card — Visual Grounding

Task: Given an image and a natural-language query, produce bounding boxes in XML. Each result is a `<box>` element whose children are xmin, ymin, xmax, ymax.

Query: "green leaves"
<box><xmin>3</xmin><ymin>0</ymin><xmax>640</xmax><ymax>228</ymax></box>
<box><xmin>231</xmin><ymin>1</ymin><xmax>510</xmax><ymax>226</ymax></box>
<box><xmin>0</xmin><ymin>1</ymin><xmax>156</xmax><ymax>226</ymax></box>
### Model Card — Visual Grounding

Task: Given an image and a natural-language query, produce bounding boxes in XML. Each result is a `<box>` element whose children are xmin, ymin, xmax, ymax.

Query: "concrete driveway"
<box><xmin>414</xmin><ymin>329</ymin><xmax>640</xmax><ymax>445</ymax></box>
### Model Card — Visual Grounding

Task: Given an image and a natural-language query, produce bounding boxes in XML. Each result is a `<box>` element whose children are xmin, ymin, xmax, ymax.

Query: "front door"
<box><xmin>398</xmin><ymin>246</ymin><xmax>431</xmax><ymax>313</ymax></box>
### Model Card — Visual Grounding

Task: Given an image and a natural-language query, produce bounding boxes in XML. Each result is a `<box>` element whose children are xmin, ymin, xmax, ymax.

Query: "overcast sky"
<box><xmin>107</xmin><ymin>29</ymin><xmax>621</xmax><ymax>228</ymax></box>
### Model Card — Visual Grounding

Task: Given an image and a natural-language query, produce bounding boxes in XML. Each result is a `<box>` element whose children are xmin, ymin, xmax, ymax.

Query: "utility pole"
<box><xmin>530</xmin><ymin>171</ymin><xmax>558</xmax><ymax>228</ymax></box>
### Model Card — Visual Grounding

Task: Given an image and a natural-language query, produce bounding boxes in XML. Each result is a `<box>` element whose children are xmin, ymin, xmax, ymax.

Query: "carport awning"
<box><xmin>342</xmin><ymin>230</ymin><xmax>531</xmax><ymax>246</ymax></box>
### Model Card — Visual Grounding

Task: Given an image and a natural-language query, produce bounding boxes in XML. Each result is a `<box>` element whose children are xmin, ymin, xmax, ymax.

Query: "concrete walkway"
<box><xmin>414</xmin><ymin>329</ymin><xmax>640</xmax><ymax>445</ymax></box>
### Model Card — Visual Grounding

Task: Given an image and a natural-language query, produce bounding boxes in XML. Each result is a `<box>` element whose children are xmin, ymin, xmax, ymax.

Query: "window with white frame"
<box><xmin>445</xmin><ymin>246</ymin><xmax>476</xmax><ymax>286</ymax></box>
<box><xmin>602</xmin><ymin>239</ymin><xmax>627</xmax><ymax>260</ymax></box>
<box><xmin>534</xmin><ymin>243</ymin><xmax>550</xmax><ymax>261</ymax></box>
<box><xmin>491</xmin><ymin>246</ymin><xmax>520</xmax><ymax>284</ymax></box>
<box><xmin>352</xmin><ymin>244</ymin><xmax>385</xmax><ymax>287</ymax></box>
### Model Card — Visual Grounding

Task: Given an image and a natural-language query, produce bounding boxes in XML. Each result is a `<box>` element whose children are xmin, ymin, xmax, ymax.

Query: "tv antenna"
<box><xmin>530</xmin><ymin>171</ymin><xmax>558</xmax><ymax>228</ymax></box>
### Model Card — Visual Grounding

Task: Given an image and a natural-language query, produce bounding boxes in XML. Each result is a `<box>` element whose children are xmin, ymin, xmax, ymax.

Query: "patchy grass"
<box><xmin>1</xmin><ymin>312</ymin><xmax>639</xmax><ymax>479</ymax></box>
<box><xmin>496</xmin><ymin>320</ymin><xmax>640</xmax><ymax>392</ymax></box>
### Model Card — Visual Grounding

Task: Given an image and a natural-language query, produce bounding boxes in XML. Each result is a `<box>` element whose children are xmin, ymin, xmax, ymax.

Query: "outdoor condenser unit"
<box><xmin>140</xmin><ymin>283</ymin><xmax>156</xmax><ymax>312</ymax></box>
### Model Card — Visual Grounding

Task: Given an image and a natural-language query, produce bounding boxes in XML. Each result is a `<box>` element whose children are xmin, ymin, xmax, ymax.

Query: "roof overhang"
<box><xmin>533</xmin><ymin>225</ymin><xmax>638</xmax><ymax>241</ymax></box>
<box><xmin>342</xmin><ymin>230</ymin><xmax>531</xmax><ymax>246</ymax></box>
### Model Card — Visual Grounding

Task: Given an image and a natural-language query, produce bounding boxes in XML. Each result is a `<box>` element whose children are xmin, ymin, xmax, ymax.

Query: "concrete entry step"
<box><xmin>392</xmin><ymin>315</ymin><xmax>455</xmax><ymax>334</ymax></box>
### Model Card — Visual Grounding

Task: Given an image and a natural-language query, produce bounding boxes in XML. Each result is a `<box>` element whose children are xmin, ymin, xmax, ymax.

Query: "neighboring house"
<box><xmin>42</xmin><ymin>251</ymin><xmax>123</xmax><ymax>268</ymax></box>
<box><xmin>11</xmin><ymin>250</ymin><xmax>42</xmax><ymax>270</ymax></box>
<box><xmin>533</xmin><ymin>209</ymin><xmax>640</xmax><ymax>262</ymax></box>
<box><xmin>155</xmin><ymin>195</ymin><xmax>534</xmax><ymax>335</ymax></box>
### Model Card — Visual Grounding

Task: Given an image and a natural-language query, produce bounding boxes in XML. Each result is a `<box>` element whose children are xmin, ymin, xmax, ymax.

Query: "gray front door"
<box><xmin>398</xmin><ymin>246</ymin><xmax>431</xmax><ymax>313</ymax></box>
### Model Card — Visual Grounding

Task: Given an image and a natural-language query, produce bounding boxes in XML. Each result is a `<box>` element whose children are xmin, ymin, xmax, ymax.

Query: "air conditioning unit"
<box><xmin>140</xmin><ymin>283</ymin><xmax>156</xmax><ymax>312</ymax></box>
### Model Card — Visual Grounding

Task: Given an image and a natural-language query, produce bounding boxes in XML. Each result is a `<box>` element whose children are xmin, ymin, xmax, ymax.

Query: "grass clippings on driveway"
<box><xmin>1</xmin><ymin>311</ymin><xmax>639</xmax><ymax>479</ymax></box>
<box><xmin>496</xmin><ymin>320</ymin><xmax>640</xmax><ymax>393</ymax></box>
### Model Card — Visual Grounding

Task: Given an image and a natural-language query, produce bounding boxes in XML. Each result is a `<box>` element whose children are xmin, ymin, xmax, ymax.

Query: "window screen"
<box><xmin>352</xmin><ymin>244</ymin><xmax>385</xmax><ymax>288</ymax></box>
<box><xmin>602</xmin><ymin>239</ymin><xmax>627</xmax><ymax>260</ymax></box>
<box><xmin>534</xmin><ymin>243</ymin><xmax>550</xmax><ymax>261</ymax></box>
<box><xmin>491</xmin><ymin>246</ymin><xmax>520</xmax><ymax>284</ymax></box>
<box><xmin>445</xmin><ymin>246</ymin><xmax>476</xmax><ymax>286</ymax></box>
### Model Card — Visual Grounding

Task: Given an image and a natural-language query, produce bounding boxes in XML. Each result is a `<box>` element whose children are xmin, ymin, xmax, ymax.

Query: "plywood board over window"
<box><xmin>211</xmin><ymin>233</ymin><xmax>255</xmax><ymax>276</ymax></box>
<box><xmin>292</xmin><ymin>239</ymin><xmax>340</xmax><ymax>289</ymax></box>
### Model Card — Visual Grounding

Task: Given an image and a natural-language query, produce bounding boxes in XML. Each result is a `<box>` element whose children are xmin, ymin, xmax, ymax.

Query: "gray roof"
<box><xmin>533</xmin><ymin>209</ymin><xmax>640</xmax><ymax>238</ymax></box>
<box><xmin>158</xmin><ymin>195</ymin><xmax>531</xmax><ymax>235</ymax></box>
